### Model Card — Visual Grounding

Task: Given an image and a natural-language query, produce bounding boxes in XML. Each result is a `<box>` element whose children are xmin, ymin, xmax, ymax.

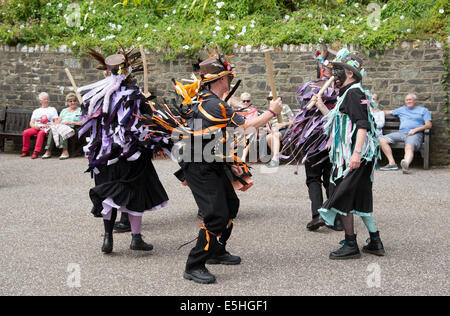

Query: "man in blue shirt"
<box><xmin>379</xmin><ymin>93</ymin><xmax>432</xmax><ymax>173</ymax></box>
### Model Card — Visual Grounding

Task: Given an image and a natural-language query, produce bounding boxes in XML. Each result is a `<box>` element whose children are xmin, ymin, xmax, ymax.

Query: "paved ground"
<box><xmin>0</xmin><ymin>153</ymin><xmax>448</xmax><ymax>296</ymax></box>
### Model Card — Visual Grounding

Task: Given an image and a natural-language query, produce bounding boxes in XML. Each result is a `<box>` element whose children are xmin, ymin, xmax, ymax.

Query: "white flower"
<box><xmin>58</xmin><ymin>3</ymin><xmax>62</xmax><ymax>8</ymax></box>
<box><xmin>250</xmin><ymin>24</ymin><xmax>255</xmax><ymax>28</ymax></box>
<box><xmin>199</xmin><ymin>30</ymin><xmax>203</xmax><ymax>34</ymax></box>
<box><xmin>400</xmin><ymin>15</ymin><xmax>404</xmax><ymax>20</ymax></box>
<box><xmin>216</xmin><ymin>20</ymin><xmax>220</xmax><ymax>25</ymax></box>
<box><xmin>144</xmin><ymin>24</ymin><xmax>149</xmax><ymax>28</ymax></box>
<box><xmin>90</xmin><ymin>29</ymin><xmax>93</xmax><ymax>33</ymax></box>
<box><xmin>382</xmin><ymin>4</ymin><xmax>387</xmax><ymax>10</ymax></box>
<box><xmin>183</xmin><ymin>45</ymin><xmax>189</xmax><ymax>50</ymax></box>
<box><xmin>340</xmin><ymin>14</ymin><xmax>345</xmax><ymax>17</ymax></box>
<box><xmin>322</xmin><ymin>24</ymin><xmax>329</xmax><ymax>31</ymax></box>
<box><xmin>354</xmin><ymin>3</ymin><xmax>359</xmax><ymax>8</ymax></box>
<box><xmin>72</xmin><ymin>41</ymin><xmax>76</xmax><ymax>45</ymax></box>
<box><xmin>439</xmin><ymin>9</ymin><xmax>444</xmax><ymax>14</ymax></box>
<box><xmin>117</xmin><ymin>25</ymin><xmax>122</xmax><ymax>31</ymax></box>
<box><xmin>92</xmin><ymin>9</ymin><xmax>95</xmax><ymax>14</ymax></box>
<box><xmin>225</xmin><ymin>35</ymin><xmax>230</xmax><ymax>39</ymax></box>
<box><xmin>284</xmin><ymin>15</ymin><xmax>290</xmax><ymax>20</ymax></box>
<box><xmin>339</xmin><ymin>18</ymin><xmax>343</xmax><ymax>22</ymax></box>
<box><xmin>229</xmin><ymin>25</ymin><xmax>235</xmax><ymax>30</ymax></box>
<box><xmin>216</xmin><ymin>10</ymin><xmax>220</xmax><ymax>15</ymax></box>
<box><xmin>184</xmin><ymin>5</ymin><xmax>187</xmax><ymax>9</ymax></box>
<box><xmin>172</xmin><ymin>10</ymin><xmax>176</xmax><ymax>14</ymax></box>
<box><xmin>137</xmin><ymin>37</ymin><xmax>142</xmax><ymax>41</ymax></box>
<box><xmin>251</xmin><ymin>20</ymin><xmax>255</xmax><ymax>24</ymax></box>
<box><xmin>373</xmin><ymin>26</ymin><xmax>378</xmax><ymax>31</ymax></box>
<box><xmin>341</xmin><ymin>29</ymin><xmax>346</xmax><ymax>33</ymax></box>
<box><xmin>350</xmin><ymin>20</ymin><xmax>356</xmax><ymax>24</ymax></box>
<box><xmin>80</xmin><ymin>26</ymin><xmax>84</xmax><ymax>31</ymax></box>
<box><xmin>230</xmin><ymin>13</ymin><xmax>235</xmax><ymax>19</ymax></box>
<box><xmin>153</xmin><ymin>29</ymin><xmax>156</xmax><ymax>32</ymax></box>
<box><xmin>307</xmin><ymin>13</ymin><xmax>312</xmax><ymax>18</ymax></box>
<box><xmin>167</xmin><ymin>26</ymin><xmax>171</xmax><ymax>31</ymax></box>
<box><xmin>215</xmin><ymin>26</ymin><xmax>222</xmax><ymax>31</ymax></box>
<box><xmin>46</xmin><ymin>3</ymin><xmax>51</xmax><ymax>6</ymax></box>
<box><xmin>216</xmin><ymin>2</ymin><xmax>225</xmax><ymax>9</ymax></box>
<box><xmin>407</xmin><ymin>28</ymin><xmax>411</xmax><ymax>32</ymax></box>
<box><xmin>101</xmin><ymin>38</ymin><xmax>105</xmax><ymax>41</ymax></box>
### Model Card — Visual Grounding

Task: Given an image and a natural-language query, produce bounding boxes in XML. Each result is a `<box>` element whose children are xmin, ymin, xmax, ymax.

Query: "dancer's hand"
<box><xmin>269</xmin><ymin>97</ymin><xmax>283</xmax><ymax>114</ymax></box>
<box><xmin>349</xmin><ymin>152</ymin><xmax>361</xmax><ymax>170</ymax></box>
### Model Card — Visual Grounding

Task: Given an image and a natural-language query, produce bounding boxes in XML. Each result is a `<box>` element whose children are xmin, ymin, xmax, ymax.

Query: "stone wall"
<box><xmin>0</xmin><ymin>42</ymin><xmax>448</xmax><ymax>165</ymax></box>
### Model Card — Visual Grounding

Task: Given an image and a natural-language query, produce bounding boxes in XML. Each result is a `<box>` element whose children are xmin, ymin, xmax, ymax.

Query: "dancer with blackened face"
<box><xmin>311</xmin><ymin>49</ymin><xmax>385</xmax><ymax>260</ymax></box>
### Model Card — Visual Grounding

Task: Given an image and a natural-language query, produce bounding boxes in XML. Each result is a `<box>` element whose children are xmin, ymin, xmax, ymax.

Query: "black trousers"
<box><xmin>183</xmin><ymin>162</ymin><xmax>239</xmax><ymax>271</ymax></box>
<box><xmin>304</xmin><ymin>153</ymin><xmax>332</xmax><ymax>218</ymax></box>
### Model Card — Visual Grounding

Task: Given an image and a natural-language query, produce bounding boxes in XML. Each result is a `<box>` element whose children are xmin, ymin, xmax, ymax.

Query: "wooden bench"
<box><xmin>382</xmin><ymin>114</ymin><xmax>430</xmax><ymax>169</ymax></box>
<box><xmin>0</xmin><ymin>106</ymin><xmax>85</xmax><ymax>156</ymax></box>
<box><xmin>0</xmin><ymin>106</ymin><xmax>33</xmax><ymax>152</ymax></box>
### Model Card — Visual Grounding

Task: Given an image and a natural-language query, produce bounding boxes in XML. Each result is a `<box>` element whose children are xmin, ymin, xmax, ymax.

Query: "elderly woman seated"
<box><xmin>42</xmin><ymin>93</ymin><xmax>82</xmax><ymax>160</ymax></box>
<box><xmin>21</xmin><ymin>92</ymin><xmax>59</xmax><ymax>159</ymax></box>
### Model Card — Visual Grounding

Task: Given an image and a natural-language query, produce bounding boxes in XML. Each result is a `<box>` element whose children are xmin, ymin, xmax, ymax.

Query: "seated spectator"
<box><xmin>379</xmin><ymin>93</ymin><xmax>432</xmax><ymax>174</ymax></box>
<box><xmin>21</xmin><ymin>92</ymin><xmax>58</xmax><ymax>159</ymax></box>
<box><xmin>370</xmin><ymin>94</ymin><xmax>385</xmax><ymax>138</ymax></box>
<box><xmin>42</xmin><ymin>93</ymin><xmax>83</xmax><ymax>160</ymax></box>
<box><xmin>266</xmin><ymin>92</ymin><xmax>294</xmax><ymax>167</ymax></box>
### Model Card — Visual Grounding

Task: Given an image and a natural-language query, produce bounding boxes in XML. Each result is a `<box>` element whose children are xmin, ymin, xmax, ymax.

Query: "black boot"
<box><xmin>206</xmin><ymin>223</ymin><xmax>241</xmax><ymax>265</ymax></box>
<box><xmin>114</xmin><ymin>213</ymin><xmax>131</xmax><ymax>233</ymax></box>
<box><xmin>206</xmin><ymin>249</ymin><xmax>241</xmax><ymax>265</ymax></box>
<box><xmin>362</xmin><ymin>231</ymin><xmax>385</xmax><ymax>256</ymax></box>
<box><xmin>307</xmin><ymin>215</ymin><xmax>326</xmax><ymax>231</ymax></box>
<box><xmin>102</xmin><ymin>233</ymin><xmax>113</xmax><ymax>254</ymax></box>
<box><xmin>329</xmin><ymin>234</ymin><xmax>361</xmax><ymax>260</ymax></box>
<box><xmin>184</xmin><ymin>266</ymin><xmax>216</xmax><ymax>284</ymax></box>
<box><xmin>130</xmin><ymin>234</ymin><xmax>153</xmax><ymax>251</ymax></box>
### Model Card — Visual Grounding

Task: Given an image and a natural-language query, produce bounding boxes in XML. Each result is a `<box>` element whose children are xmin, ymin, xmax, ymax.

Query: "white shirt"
<box><xmin>31</xmin><ymin>107</ymin><xmax>58</xmax><ymax>127</ymax></box>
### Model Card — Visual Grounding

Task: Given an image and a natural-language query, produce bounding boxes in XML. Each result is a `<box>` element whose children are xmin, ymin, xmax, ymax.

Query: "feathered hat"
<box><xmin>195</xmin><ymin>54</ymin><xmax>234</xmax><ymax>85</ymax></box>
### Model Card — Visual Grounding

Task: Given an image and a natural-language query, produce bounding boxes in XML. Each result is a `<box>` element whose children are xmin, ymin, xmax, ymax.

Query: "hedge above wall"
<box><xmin>0</xmin><ymin>0</ymin><xmax>448</xmax><ymax>60</ymax></box>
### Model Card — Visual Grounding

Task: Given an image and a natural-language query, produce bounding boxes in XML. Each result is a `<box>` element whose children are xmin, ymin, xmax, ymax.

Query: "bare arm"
<box><xmin>30</xmin><ymin>119</ymin><xmax>39</xmax><ymax>130</ymax></box>
<box><xmin>383</xmin><ymin>110</ymin><xmax>393</xmax><ymax>115</ymax></box>
<box><xmin>409</xmin><ymin>120</ymin><xmax>432</xmax><ymax>135</ymax></box>
<box><xmin>242</xmin><ymin>98</ymin><xmax>283</xmax><ymax>131</ymax></box>
<box><xmin>349</xmin><ymin>128</ymin><xmax>367</xmax><ymax>170</ymax></box>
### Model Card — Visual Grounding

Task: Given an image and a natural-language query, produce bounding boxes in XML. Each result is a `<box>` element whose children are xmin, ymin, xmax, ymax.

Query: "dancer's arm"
<box><xmin>349</xmin><ymin>128</ymin><xmax>367</xmax><ymax>171</ymax></box>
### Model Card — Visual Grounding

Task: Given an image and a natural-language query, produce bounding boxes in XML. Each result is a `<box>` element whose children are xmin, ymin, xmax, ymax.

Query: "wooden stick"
<box><xmin>64</xmin><ymin>68</ymin><xmax>83</xmax><ymax>104</ymax></box>
<box><xmin>264</xmin><ymin>50</ymin><xmax>283</xmax><ymax>123</ymax></box>
<box><xmin>139</xmin><ymin>45</ymin><xmax>149</xmax><ymax>97</ymax></box>
<box><xmin>306</xmin><ymin>76</ymin><xmax>335</xmax><ymax>110</ymax></box>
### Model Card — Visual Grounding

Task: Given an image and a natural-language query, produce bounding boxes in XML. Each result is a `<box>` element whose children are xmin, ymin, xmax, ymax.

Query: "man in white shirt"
<box><xmin>21</xmin><ymin>92</ymin><xmax>58</xmax><ymax>159</ymax></box>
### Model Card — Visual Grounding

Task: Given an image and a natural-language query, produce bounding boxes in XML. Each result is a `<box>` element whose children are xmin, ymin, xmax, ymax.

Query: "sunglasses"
<box><xmin>242</xmin><ymin>100</ymin><xmax>251</xmax><ymax>103</ymax></box>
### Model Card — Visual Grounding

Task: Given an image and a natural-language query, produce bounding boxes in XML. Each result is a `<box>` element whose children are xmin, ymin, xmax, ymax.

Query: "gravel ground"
<box><xmin>0</xmin><ymin>153</ymin><xmax>448</xmax><ymax>296</ymax></box>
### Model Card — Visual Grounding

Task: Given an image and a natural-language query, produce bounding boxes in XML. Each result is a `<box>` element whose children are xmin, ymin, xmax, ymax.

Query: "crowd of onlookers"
<box><xmin>20</xmin><ymin>92</ymin><xmax>82</xmax><ymax>160</ymax></box>
<box><xmin>19</xmin><ymin>90</ymin><xmax>432</xmax><ymax>172</ymax></box>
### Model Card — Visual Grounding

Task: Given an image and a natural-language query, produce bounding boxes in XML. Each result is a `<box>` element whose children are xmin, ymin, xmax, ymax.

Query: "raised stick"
<box><xmin>264</xmin><ymin>50</ymin><xmax>283</xmax><ymax>123</ymax></box>
<box><xmin>306</xmin><ymin>76</ymin><xmax>335</xmax><ymax>110</ymax></box>
<box><xmin>64</xmin><ymin>68</ymin><xmax>83</xmax><ymax>104</ymax></box>
<box><xmin>139</xmin><ymin>45</ymin><xmax>149</xmax><ymax>97</ymax></box>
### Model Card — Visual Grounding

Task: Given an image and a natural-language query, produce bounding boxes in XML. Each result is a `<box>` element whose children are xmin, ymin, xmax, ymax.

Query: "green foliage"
<box><xmin>0</xmin><ymin>0</ymin><xmax>447</xmax><ymax>59</ymax></box>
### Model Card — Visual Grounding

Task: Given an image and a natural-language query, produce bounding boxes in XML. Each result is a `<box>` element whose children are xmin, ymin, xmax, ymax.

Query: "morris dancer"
<box><xmin>78</xmin><ymin>48</ymin><xmax>169</xmax><ymax>254</ymax></box>
<box><xmin>312</xmin><ymin>49</ymin><xmax>385</xmax><ymax>260</ymax></box>
<box><xmin>281</xmin><ymin>48</ymin><xmax>342</xmax><ymax>231</ymax></box>
<box><xmin>145</xmin><ymin>54</ymin><xmax>282</xmax><ymax>283</ymax></box>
